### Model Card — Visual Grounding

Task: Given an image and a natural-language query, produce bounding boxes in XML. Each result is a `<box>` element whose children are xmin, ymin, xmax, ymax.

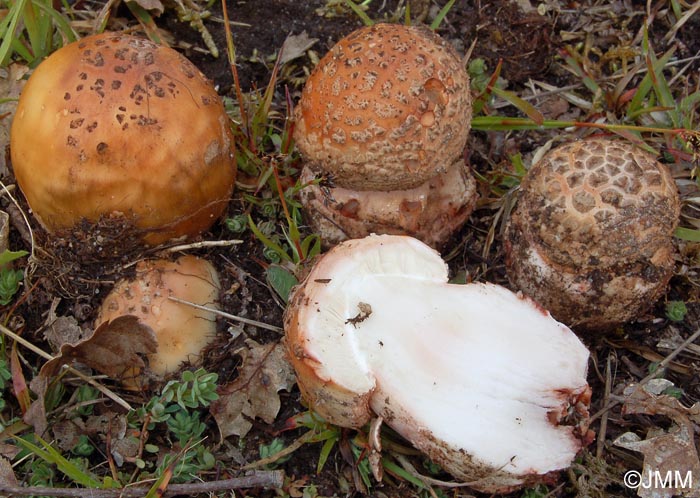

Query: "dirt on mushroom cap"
<box><xmin>294</xmin><ymin>23</ymin><xmax>472</xmax><ymax>191</ymax></box>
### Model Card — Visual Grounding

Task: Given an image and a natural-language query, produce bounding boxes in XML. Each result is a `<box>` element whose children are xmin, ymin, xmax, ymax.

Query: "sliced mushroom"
<box><xmin>284</xmin><ymin>234</ymin><xmax>592</xmax><ymax>493</ymax></box>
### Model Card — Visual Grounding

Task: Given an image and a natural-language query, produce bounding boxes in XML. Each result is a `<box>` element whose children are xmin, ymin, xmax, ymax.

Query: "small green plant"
<box><xmin>521</xmin><ymin>484</ymin><xmax>549</xmax><ymax>498</ymax></box>
<box><xmin>166</xmin><ymin>410</ymin><xmax>207</xmax><ymax>445</ymax></box>
<box><xmin>160</xmin><ymin>367</ymin><xmax>219</xmax><ymax>410</ymax></box>
<box><xmin>123</xmin><ymin>368</ymin><xmax>220</xmax><ymax>483</ymax></box>
<box><xmin>0</xmin><ymin>249</ymin><xmax>28</xmax><ymax>305</ymax></box>
<box><xmin>665</xmin><ymin>300</ymin><xmax>688</xmax><ymax>322</ymax></box>
<box><xmin>259</xmin><ymin>437</ymin><xmax>292</xmax><ymax>469</ymax></box>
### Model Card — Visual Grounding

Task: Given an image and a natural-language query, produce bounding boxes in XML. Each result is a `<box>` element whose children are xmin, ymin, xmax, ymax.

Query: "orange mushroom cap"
<box><xmin>95</xmin><ymin>255</ymin><xmax>220</xmax><ymax>379</ymax></box>
<box><xmin>294</xmin><ymin>23</ymin><xmax>471</xmax><ymax>191</ymax></box>
<box><xmin>10</xmin><ymin>32</ymin><xmax>236</xmax><ymax>246</ymax></box>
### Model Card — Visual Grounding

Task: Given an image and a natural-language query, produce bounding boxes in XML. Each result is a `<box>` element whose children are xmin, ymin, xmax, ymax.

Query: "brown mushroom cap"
<box><xmin>95</xmin><ymin>255</ymin><xmax>220</xmax><ymax>379</ymax></box>
<box><xmin>505</xmin><ymin>138</ymin><xmax>680</xmax><ymax>329</ymax></box>
<box><xmin>294</xmin><ymin>23</ymin><xmax>471</xmax><ymax>191</ymax></box>
<box><xmin>10</xmin><ymin>32</ymin><xmax>236</xmax><ymax>246</ymax></box>
<box><xmin>299</xmin><ymin>158</ymin><xmax>477</xmax><ymax>248</ymax></box>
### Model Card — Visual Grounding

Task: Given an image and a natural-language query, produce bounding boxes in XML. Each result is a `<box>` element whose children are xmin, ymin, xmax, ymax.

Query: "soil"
<box><xmin>3</xmin><ymin>1</ymin><xmax>700</xmax><ymax>497</ymax></box>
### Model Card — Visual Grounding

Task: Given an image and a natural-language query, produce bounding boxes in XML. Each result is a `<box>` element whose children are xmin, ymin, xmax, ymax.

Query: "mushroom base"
<box><xmin>299</xmin><ymin>160</ymin><xmax>477</xmax><ymax>249</ymax></box>
<box><xmin>504</xmin><ymin>224</ymin><xmax>676</xmax><ymax>330</ymax></box>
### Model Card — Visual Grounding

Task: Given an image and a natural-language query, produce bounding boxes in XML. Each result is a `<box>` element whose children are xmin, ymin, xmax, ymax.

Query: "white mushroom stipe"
<box><xmin>284</xmin><ymin>235</ymin><xmax>592</xmax><ymax>493</ymax></box>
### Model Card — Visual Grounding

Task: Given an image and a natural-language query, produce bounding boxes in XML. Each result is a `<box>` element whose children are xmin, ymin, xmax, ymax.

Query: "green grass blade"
<box><xmin>247</xmin><ymin>215</ymin><xmax>293</xmax><ymax>263</ymax></box>
<box><xmin>34</xmin><ymin>0</ymin><xmax>77</xmax><ymax>43</ymax></box>
<box><xmin>125</xmin><ymin>1</ymin><xmax>163</xmax><ymax>44</ymax></box>
<box><xmin>342</xmin><ymin>0</ymin><xmax>373</xmax><ymax>26</ymax></box>
<box><xmin>675</xmin><ymin>227</ymin><xmax>700</xmax><ymax>242</ymax></box>
<box><xmin>471</xmin><ymin>116</ymin><xmax>575</xmax><ymax>131</ymax></box>
<box><xmin>380</xmin><ymin>457</ymin><xmax>428</xmax><ymax>489</ymax></box>
<box><xmin>429</xmin><ymin>0</ymin><xmax>455</xmax><ymax>30</ymax></box>
<box><xmin>560</xmin><ymin>46</ymin><xmax>600</xmax><ymax>94</ymax></box>
<box><xmin>628</xmin><ymin>31</ymin><xmax>675</xmax><ymax>120</ymax></box>
<box><xmin>491</xmin><ymin>86</ymin><xmax>544</xmax><ymax>125</ymax></box>
<box><xmin>316</xmin><ymin>434</ymin><xmax>339</xmax><ymax>473</ymax></box>
<box><xmin>0</xmin><ymin>0</ymin><xmax>29</xmax><ymax>65</ymax></box>
<box><xmin>15</xmin><ymin>435</ymin><xmax>102</xmax><ymax>488</ymax></box>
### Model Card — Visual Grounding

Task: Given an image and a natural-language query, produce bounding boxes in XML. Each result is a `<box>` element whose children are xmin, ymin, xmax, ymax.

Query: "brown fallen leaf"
<box><xmin>614</xmin><ymin>381</ymin><xmax>700</xmax><ymax>498</ymax></box>
<box><xmin>40</xmin><ymin>315</ymin><xmax>158</xmax><ymax>384</ymax></box>
<box><xmin>279</xmin><ymin>31</ymin><xmax>319</xmax><ymax>65</ymax></box>
<box><xmin>211</xmin><ymin>339</ymin><xmax>296</xmax><ymax>438</ymax></box>
<box><xmin>0</xmin><ymin>456</ymin><xmax>18</xmax><ymax>487</ymax></box>
<box><xmin>127</xmin><ymin>0</ymin><xmax>164</xmax><ymax>15</ymax></box>
<box><xmin>0</xmin><ymin>64</ymin><xmax>28</xmax><ymax>179</ymax></box>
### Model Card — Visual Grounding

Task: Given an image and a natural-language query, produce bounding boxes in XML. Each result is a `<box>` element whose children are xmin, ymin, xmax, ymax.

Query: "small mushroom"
<box><xmin>284</xmin><ymin>234</ymin><xmax>592</xmax><ymax>493</ymax></box>
<box><xmin>294</xmin><ymin>23</ymin><xmax>476</xmax><ymax>247</ymax></box>
<box><xmin>505</xmin><ymin>137</ymin><xmax>680</xmax><ymax>330</ymax></box>
<box><xmin>10</xmin><ymin>32</ymin><xmax>236</xmax><ymax>246</ymax></box>
<box><xmin>95</xmin><ymin>255</ymin><xmax>220</xmax><ymax>380</ymax></box>
<box><xmin>299</xmin><ymin>158</ymin><xmax>477</xmax><ymax>248</ymax></box>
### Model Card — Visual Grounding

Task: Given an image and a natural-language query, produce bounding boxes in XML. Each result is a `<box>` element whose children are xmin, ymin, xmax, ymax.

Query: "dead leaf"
<box><xmin>613</xmin><ymin>382</ymin><xmax>700</xmax><ymax>498</ymax></box>
<box><xmin>0</xmin><ymin>456</ymin><xmax>18</xmax><ymax>487</ymax></box>
<box><xmin>126</xmin><ymin>0</ymin><xmax>164</xmax><ymax>15</ymax></box>
<box><xmin>52</xmin><ymin>419</ymin><xmax>83</xmax><ymax>452</ymax></box>
<box><xmin>0</xmin><ymin>64</ymin><xmax>28</xmax><ymax>179</ymax></box>
<box><xmin>44</xmin><ymin>315</ymin><xmax>86</xmax><ymax>352</ymax></box>
<box><xmin>211</xmin><ymin>338</ymin><xmax>296</xmax><ymax>438</ymax></box>
<box><xmin>24</xmin><ymin>374</ymin><xmax>48</xmax><ymax>437</ymax></box>
<box><xmin>40</xmin><ymin>315</ymin><xmax>157</xmax><ymax>384</ymax></box>
<box><xmin>279</xmin><ymin>31</ymin><xmax>318</xmax><ymax>65</ymax></box>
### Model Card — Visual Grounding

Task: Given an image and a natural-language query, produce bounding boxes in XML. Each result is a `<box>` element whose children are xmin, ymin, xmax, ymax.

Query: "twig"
<box><xmin>157</xmin><ymin>239</ymin><xmax>243</xmax><ymax>254</ymax></box>
<box><xmin>0</xmin><ymin>323</ymin><xmax>133</xmax><ymax>411</ymax></box>
<box><xmin>168</xmin><ymin>296</ymin><xmax>284</xmax><ymax>333</ymax></box>
<box><xmin>590</xmin><ymin>327</ymin><xmax>700</xmax><ymax>422</ymax></box>
<box><xmin>0</xmin><ymin>470</ymin><xmax>285</xmax><ymax>497</ymax></box>
<box><xmin>596</xmin><ymin>353</ymin><xmax>613</xmax><ymax>459</ymax></box>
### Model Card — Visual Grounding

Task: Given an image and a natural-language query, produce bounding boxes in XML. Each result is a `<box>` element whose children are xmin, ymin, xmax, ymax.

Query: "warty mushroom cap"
<box><xmin>10</xmin><ymin>32</ymin><xmax>236</xmax><ymax>246</ymax></box>
<box><xmin>294</xmin><ymin>23</ymin><xmax>472</xmax><ymax>191</ymax></box>
<box><xmin>284</xmin><ymin>234</ymin><xmax>592</xmax><ymax>492</ymax></box>
<box><xmin>505</xmin><ymin>137</ymin><xmax>680</xmax><ymax>329</ymax></box>
<box><xmin>95</xmin><ymin>255</ymin><xmax>220</xmax><ymax>380</ymax></box>
<box><xmin>298</xmin><ymin>158</ymin><xmax>477</xmax><ymax>248</ymax></box>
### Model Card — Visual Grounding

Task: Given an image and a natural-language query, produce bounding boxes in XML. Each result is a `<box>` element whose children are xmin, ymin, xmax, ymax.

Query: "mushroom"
<box><xmin>505</xmin><ymin>137</ymin><xmax>680</xmax><ymax>330</ymax></box>
<box><xmin>294</xmin><ymin>23</ymin><xmax>476</xmax><ymax>248</ymax></box>
<box><xmin>284</xmin><ymin>234</ymin><xmax>592</xmax><ymax>493</ymax></box>
<box><xmin>95</xmin><ymin>255</ymin><xmax>220</xmax><ymax>380</ymax></box>
<box><xmin>10</xmin><ymin>32</ymin><xmax>236</xmax><ymax>247</ymax></box>
<box><xmin>299</xmin><ymin>158</ymin><xmax>477</xmax><ymax>248</ymax></box>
